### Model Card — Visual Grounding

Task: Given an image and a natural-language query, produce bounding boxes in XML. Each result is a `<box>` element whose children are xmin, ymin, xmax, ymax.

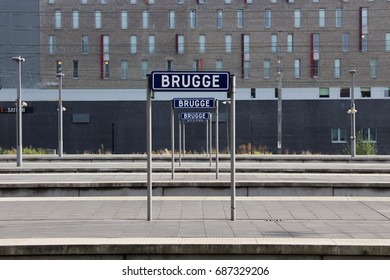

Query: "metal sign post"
<box><xmin>209</xmin><ymin>114</ymin><xmax>212</xmax><ymax>167</ymax></box>
<box><xmin>230</xmin><ymin>75</ymin><xmax>236</xmax><ymax>221</ymax></box>
<box><xmin>149</xmin><ymin>71</ymin><xmax>230</xmax><ymax>222</ymax></box>
<box><xmin>146</xmin><ymin>75</ymin><xmax>153</xmax><ymax>221</ymax></box>
<box><xmin>179</xmin><ymin>119</ymin><xmax>182</xmax><ymax>166</ymax></box>
<box><xmin>216</xmin><ymin>100</ymin><xmax>219</xmax><ymax>179</ymax></box>
<box><xmin>171</xmin><ymin>106</ymin><xmax>175</xmax><ymax>179</ymax></box>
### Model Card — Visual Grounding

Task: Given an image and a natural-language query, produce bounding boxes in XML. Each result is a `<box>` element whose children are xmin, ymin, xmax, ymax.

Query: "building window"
<box><xmin>319</xmin><ymin>87</ymin><xmax>329</xmax><ymax>98</ymax></box>
<box><xmin>199</xmin><ymin>35</ymin><xmax>206</xmax><ymax>54</ymax></box>
<box><xmin>361</xmin><ymin>87</ymin><xmax>371</xmax><ymax>98</ymax></box>
<box><xmin>319</xmin><ymin>8</ymin><xmax>325</xmax><ymax>27</ymax></box>
<box><xmin>294</xmin><ymin>59</ymin><xmax>301</xmax><ymax>78</ymax></box>
<box><xmin>143</xmin><ymin>10</ymin><xmax>149</xmax><ymax>29</ymax></box>
<box><xmin>386</xmin><ymin>33</ymin><xmax>390</xmax><ymax>52</ymax></box>
<box><xmin>176</xmin><ymin>35</ymin><xmax>185</xmax><ymax>54</ymax></box>
<box><xmin>360</xmin><ymin>8</ymin><xmax>368</xmax><ymax>52</ymax></box>
<box><xmin>311</xmin><ymin>33</ymin><xmax>320</xmax><ymax>78</ymax></box>
<box><xmin>224</xmin><ymin>0</ymin><xmax>232</xmax><ymax>3</ymax></box>
<box><xmin>49</xmin><ymin>35</ymin><xmax>56</xmax><ymax>54</ymax></box>
<box><xmin>100</xmin><ymin>0</ymin><xmax>108</xmax><ymax>4</ymax></box>
<box><xmin>130</xmin><ymin>0</ymin><xmax>136</xmax><ymax>4</ymax></box>
<box><xmin>216</xmin><ymin>59</ymin><xmax>223</xmax><ymax>71</ymax></box>
<box><xmin>103</xmin><ymin>61</ymin><xmax>109</xmax><ymax>79</ymax></box>
<box><xmin>149</xmin><ymin>35</ymin><xmax>155</xmax><ymax>54</ymax></box>
<box><xmin>147</xmin><ymin>0</ymin><xmax>154</xmax><ymax>4</ymax></box>
<box><xmin>190</xmin><ymin>10</ymin><xmax>196</xmax><ymax>29</ymax></box>
<box><xmin>216</xmin><ymin>9</ymin><xmax>223</xmax><ymax>29</ymax></box>
<box><xmin>332</xmin><ymin>128</ymin><xmax>347</xmax><ymax>143</ymax></box>
<box><xmin>81</xmin><ymin>0</ymin><xmax>88</xmax><ymax>4</ymax></box>
<box><xmin>177</xmin><ymin>0</ymin><xmax>184</xmax><ymax>3</ymax></box>
<box><xmin>245</xmin><ymin>0</ymin><xmax>252</xmax><ymax>3</ymax></box>
<box><xmin>225</xmin><ymin>34</ymin><xmax>232</xmax><ymax>53</ymax></box>
<box><xmin>55</xmin><ymin>10</ymin><xmax>62</xmax><ymax>29</ymax></box>
<box><xmin>287</xmin><ymin>34</ymin><xmax>294</xmax><ymax>53</ymax></box>
<box><xmin>264</xmin><ymin>9</ymin><xmax>271</xmax><ymax>28</ymax></box>
<box><xmin>95</xmin><ymin>10</ymin><xmax>102</xmax><ymax>29</ymax></box>
<box><xmin>243</xmin><ymin>61</ymin><xmax>250</xmax><ymax>79</ymax></box>
<box><xmin>49</xmin><ymin>0</ymin><xmax>55</xmax><ymax>3</ymax></box>
<box><xmin>169</xmin><ymin>10</ymin><xmax>175</xmax><ymax>29</ymax></box>
<box><xmin>370</xmin><ymin>58</ymin><xmax>378</xmax><ymax>78</ymax></box>
<box><xmin>271</xmin><ymin>34</ymin><xmax>278</xmax><ymax>53</ymax></box>
<box><xmin>335</xmin><ymin>8</ymin><xmax>342</xmax><ymax>27</ymax></box>
<box><xmin>141</xmin><ymin>60</ymin><xmax>148</xmax><ymax>79</ymax></box>
<box><xmin>56</xmin><ymin>60</ymin><xmax>62</xmax><ymax>74</ymax></box>
<box><xmin>121</xmin><ymin>60</ymin><xmax>128</xmax><ymax>79</ymax></box>
<box><xmin>340</xmin><ymin>88</ymin><xmax>350</xmax><ymax>98</ymax></box>
<box><xmin>82</xmin><ymin>35</ymin><xmax>89</xmax><ymax>54</ymax></box>
<box><xmin>263</xmin><ymin>59</ymin><xmax>270</xmax><ymax>79</ymax></box>
<box><xmin>167</xmin><ymin>60</ymin><xmax>174</xmax><ymax>71</ymax></box>
<box><xmin>334</xmin><ymin>59</ymin><xmax>341</xmax><ymax>78</ymax></box>
<box><xmin>362</xmin><ymin>128</ymin><xmax>377</xmax><ymax>143</ymax></box>
<box><xmin>342</xmin><ymin>33</ymin><xmax>350</xmax><ymax>52</ymax></box>
<box><xmin>72</xmin><ymin>10</ymin><xmax>79</xmax><ymax>29</ymax></box>
<box><xmin>384</xmin><ymin>87</ymin><xmax>390</xmax><ymax>98</ymax></box>
<box><xmin>130</xmin><ymin>35</ymin><xmax>137</xmax><ymax>54</ymax></box>
<box><xmin>198</xmin><ymin>0</ymin><xmax>205</xmax><ymax>4</ymax></box>
<box><xmin>193</xmin><ymin>59</ymin><xmax>202</xmax><ymax>71</ymax></box>
<box><xmin>73</xmin><ymin>60</ymin><xmax>79</xmax><ymax>79</ymax></box>
<box><xmin>237</xmin><ymin>9</ymin><xmax>244</xmax><ymax>28</ymax></box>
<box><xmin>121</xmin><ymin>11</ymin><xmax>128</xmax><ymax>29</ymax></box>
<box><xmin>294</xmin><ymin>9</ymin><xmax>301</xmax><ymax>28</ymax></box>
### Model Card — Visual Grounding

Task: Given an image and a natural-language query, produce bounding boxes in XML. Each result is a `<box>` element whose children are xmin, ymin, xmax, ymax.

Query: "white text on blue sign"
<box><xmin>152</xmin><ymin>72</ymin><xmax>230</xmax><ymax>91</ymax></box>
<box><xmin>173</xmin><ymin>98</ymin><xmax>215</xmax><ymax>109</ymax></box>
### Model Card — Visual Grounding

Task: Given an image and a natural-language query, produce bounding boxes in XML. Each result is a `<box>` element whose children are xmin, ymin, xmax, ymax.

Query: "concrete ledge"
<box><xmin>2</xmin><ymin>180</ymin><xmax>390</xmax><ymax>197</ymax></box>
<box><xmin>1</xmin><ymin>238</ymin><xmax>390</xmax><ymax>259</ymax></box>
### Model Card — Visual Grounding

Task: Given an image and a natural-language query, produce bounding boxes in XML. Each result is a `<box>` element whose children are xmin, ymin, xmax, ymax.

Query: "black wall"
<box><xmin>0</xmin><ymin>99</ymin><xmax>389</xmax><ymax>154</ymax></box>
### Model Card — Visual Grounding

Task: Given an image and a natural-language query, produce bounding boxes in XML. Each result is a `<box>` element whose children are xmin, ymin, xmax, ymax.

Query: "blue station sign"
<box><xmin>173</xmin><ymin>98</ymin><xmax>215</xmax><ymax>109</ymax></box>
<box><xmin>180</xmin><ymin>112</ymin><xmax>210</xmax><ymax>122</ymax></box>
<box><xmin>151</xmin><ymin>71</ymin><xmax>230</xmax><ymax>92</ymax></box>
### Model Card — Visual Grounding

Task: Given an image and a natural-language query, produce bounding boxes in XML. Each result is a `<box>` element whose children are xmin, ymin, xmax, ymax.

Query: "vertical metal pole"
<box><xmin>171</xmin><ymin>106</ymin><xmax>175</xmax><ymax>179</ymax></box>
<box><xmin>111</xmin><ymin>122</ymin><xmax>115</xmax><ymax>154</ymax></box>
<box><xmin>206</xmin><ymin>119</ymin><xmax>209</xmax><ymax>157</ymax></box>
<box><xmin>183</xmin><ymin>121</ymin><xmax>186</xmax><ymax>156</ymax></box>
<box><xmin>216</xmin><ymin>100</ymin><xmax>219</xmax><ymax>179</ymax></box>
<box><xmin>226</xmin><ymin>103</ymin><xmax>230</xmax><ymax>154</ymax></box>
<box><xmin>349</xmin><ymin>70</ymin><xmax>357</xmax><ymax>158</ymax></box>
<box><xmin>209</xmin><ymin>113</ymin><xmax>212</xmax><ymax>167</ymax></box>
<box><xmin>230</xmin><ymin>75</ymin><xmax>236</xmax><ymax>221</ymax></box>
<box><xmin>179</xmin><ymin>119</ymin><xmax>182</xmax><ymax>166</ymax></box>
<box><xmin>277</xmin><ymin>73</ymin><xmax>283</xmax><ymax>154</ymax></box>
<box><xmin>146</xmin><ymin>75</ymin><xmax>152</xmax><ymax>221</ymax></box>
<box><xmin>12</xmin><ymin>56</ymin><xmax>25</xmax><ymax>168</ymax></box>
<box><xmin>57</xmin><ymin>73</ymin><xmax>64</xmax><ymax>157</ymax></box>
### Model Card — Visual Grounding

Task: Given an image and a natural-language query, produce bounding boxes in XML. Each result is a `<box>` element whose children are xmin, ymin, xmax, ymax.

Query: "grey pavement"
<box><xmin>1</xmin><ymin>196</ymin><xmax>390</xmax><ymax>239</ymax></box>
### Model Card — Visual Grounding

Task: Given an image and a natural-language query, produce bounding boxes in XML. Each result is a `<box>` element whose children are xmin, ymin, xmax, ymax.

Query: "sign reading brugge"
<box><xmin>173</xmin><ymin>98</ymin><xmax>215</xmax><ymax>109</ymax></box>
<box><xmin>152</xmin><ymin>71</ymin><xmax>230</xmax><ymax>91</ymax></box>
<box><xmin>180</xmin><ymin>112</ymin><xmax>210</xmax><ymax>122</ymax></box>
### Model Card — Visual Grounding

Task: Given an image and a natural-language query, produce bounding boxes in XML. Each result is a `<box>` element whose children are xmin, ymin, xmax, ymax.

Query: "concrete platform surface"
<box><xmin>2</xmin><ymin>196</ymin><xmax>390</xmax><ymax>259</ymax></box>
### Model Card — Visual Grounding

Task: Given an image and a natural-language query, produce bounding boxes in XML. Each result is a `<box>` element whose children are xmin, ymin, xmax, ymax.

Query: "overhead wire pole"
<box><xmin>12</xmin><ymin>56</ymin><xmax>25</xmax><ymax>167</ymax></box>
<box><xmin>230</xmin><ymin>75</ymin><xmax>236</xmax><ymax>221</ymax></box>
<box><xmin>146</xmin><ymin>75</ymin><xmax>152</xmax><ymax>221</ymax></box>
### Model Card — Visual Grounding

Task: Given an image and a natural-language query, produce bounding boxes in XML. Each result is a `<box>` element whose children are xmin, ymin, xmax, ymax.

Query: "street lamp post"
<box><xmin>277</xmin><ymin>43</ymin><xmax>283</xmax><ymax>154</ymax></box>
<box><xmin>12</xmin><ymin>56</ymin><xmax>25</xmax><ymax>167</ymax></box>
<box><xmin>349</xmin><ymin>69</ymin><xmax>357</xmax><ymax>158</ymax></box>
<box><xmin>56</xmin><ymin>72</ymin><xmax>65</xmax><ymax>157</ymax></box>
